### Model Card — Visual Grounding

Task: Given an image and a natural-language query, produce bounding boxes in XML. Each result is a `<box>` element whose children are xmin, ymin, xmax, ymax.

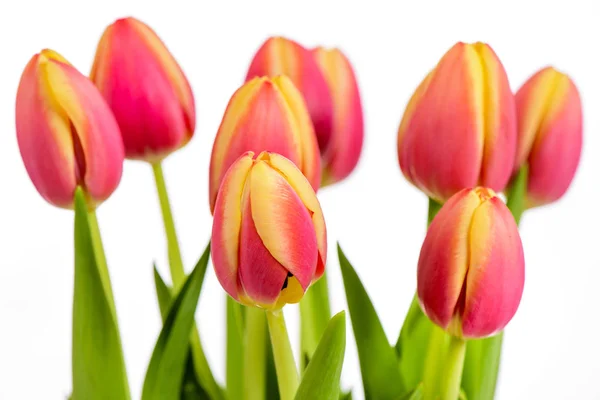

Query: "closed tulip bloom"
<box><xmin>246</xmin><ymin>37</ymin><xmax>334</xmax><ymax>153</ymax></box>
<box><xmin>211</xmin><ymin>151</ymin><xmax>327</xmax><ymax>310</ymax></box>
<box><xmin>514</xmin><ymin>67</ymin><xmax>582</xmax><ymax>207</ymax></box>
<box><xmin>417</xmin><ymin>187</ymin><xmax>525</xmax><ymax>339</ymax></box>
<box><xmin>209</xmin><ymin>76</ymin><xmax>321</xmax><ymax>213</ymax></box>
<box><xmin>91</xmin><ymin>17</ymin><xmax>195</xmax><ymax>161</ymax></box>
<box><xmin>398</xmin><ymin>42</ymin><xmax>517</xmax><ymax>203</ymax></box>
<box><xmin>312</xmin><ymin>47</ymin><xmax>364</xmax><ymax>186</ymax></box>
<box><xmin>16</xmin><ymin>49</ymin><xmax>124</xmax><ymax>209</ymax></box>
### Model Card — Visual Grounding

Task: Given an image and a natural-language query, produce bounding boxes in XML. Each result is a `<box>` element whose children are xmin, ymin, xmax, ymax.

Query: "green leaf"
<box><xmin>398</xmin><ymin>384</ymin><xmax>424</xmax><ymax>400</ymax></box>
<box><xmin>299</xmin><ymin>271</ymin><xmax>332</xmax><ymax>370</ymax></box>
<box><xmin>338</xmin><ymin>244</ymin><xmax>405</xmax><ymax>399</ymax></box>
<box><xmin>295</xmin><ymin>311</ymin><xmax>346</xmax><ymax>400</ymax></box>
<box><xmin>340</xmin><ymin>391</ymin><xmax>353</xmax><ymax>400</ymax></box>
<box><xmin>142</xmin><ymin>243</ymin><xmax>210</xmax><ymax>400</ymax></box>
<box><xmin>153</xmin><ymin>264</ymin><xmax>173</xmax><ymax>320</ymax></box>
<box><xmin>394</xmin><ymin>294</ymin><xmax>435</xmax><ymax>391</ymax></box>
<box><xmin>72</xmin><ymin>188</ymin><xmax>130</xmax><ymax>400</ymax></box>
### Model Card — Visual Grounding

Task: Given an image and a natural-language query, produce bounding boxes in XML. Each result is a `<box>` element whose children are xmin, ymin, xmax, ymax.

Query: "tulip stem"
<box><xmin>266</xmin><ymin>309</ymin><xmax>299</xmax><ymax>400</ymax></box>
<box><xmin>506</xmin><ymin>164</ymin><xmax>528</xmax><ymax>225</ymax></box>
<box><xmin>427</xmin><ymin>197</ymin><xmax>443</xmax><ymax>227</ymax></box>
<box><xmin>244</xmin><ymin>307</ymin><xmax>267</xmax><ymax>400</ymax></box>
<box><xmin>440</xmin><ymin>336</ymin><xmax>467</xmax><ymax>400</ymax></box>
<box><xmin>152</xmin><ymin>161</ymin><xmax>185</xmax><ymax>290</ymax></box>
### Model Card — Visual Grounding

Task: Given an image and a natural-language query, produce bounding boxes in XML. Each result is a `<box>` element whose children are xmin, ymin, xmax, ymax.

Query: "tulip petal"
<box><xmin>265</xmin><ymin>153</ymin><xmax>327</xmax><ymax>279</ymax></box>
<box><xmin>417</xmin><ymin>188</ymin><xmax>482</xmax><ymax>330</ymax></box>
<box><xmin>250</xmin><ymin>158</ymin><xmax>318</xmax><ymax>290</ymax></box>
<box><xmin>45</xmin><ymin>58</ymin><xmax>124</xmax><ymax>206</ymax></box>
<box><xmin>209</xmin><ymin>78</ymin><xmax>301</xmax><ymax>212</ymax></box>
<box><xmin>313</xmin><ymin>48</ymin><xmax>364</xmax><ymax>184</ymax></box>
<box><xmin>211</xmin><ymin>153</ymin><xmax>254</xmax><ymax>301</ymax></box>
<box><xmin>16</xmin><ymin>53</ymin><xmax>77</xmax><ymax>208</ymax></box>
<box><xmin>461</xmin><ymin>197</ymin><xmax>525</xmax><ymax>338</ymax></box>
<box><xmin>238</xmin><ymin>170</ymin><xmax>288</xmax><ymax>308</ymax></box>
<box><xmin>272</xmin><ymin>75</ymin><xmax>321</xmax><ymax>191</ymax></box>
<box><xmin>474</xmin><ymin>43</ymin><xmax>517</xmax><ymax>190</ymax></box>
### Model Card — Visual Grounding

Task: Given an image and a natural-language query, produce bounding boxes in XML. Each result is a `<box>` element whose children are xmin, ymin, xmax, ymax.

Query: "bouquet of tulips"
<box><xmin>14</xmin><ymin>16</ymin><xmax>582</xmax><ymax>400</ymax></box>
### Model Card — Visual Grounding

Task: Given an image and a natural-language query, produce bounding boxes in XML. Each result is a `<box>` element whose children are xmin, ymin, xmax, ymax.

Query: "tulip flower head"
<box><xmin>312</xmin><ymin>47</ymin><xmax>364</xmax><ymax>186</ymax></box>
<box><xmin>398</xmin><ymin>42</ymin><xmax>517</xmax><ymax>203</ymax></box>
<box><xmin>211</xmin><ymin>151</ymin><xmax>327</xmax><ymax>310</ymax></box>
<box><xmin>209</xmin><ymin>76</ymin><xmax>321</xmax><ymax>213</ymax></box>
<box><xmin>16</xmin><ymin>49</ymin><xmax>124</xmax><ymax>209</ymax></box>
<box><xmin>417</xmin><ymin>187</ymin><xmax>525</xmax><ymax>339</ymax></box>
<box><xmin>514</xmin><ymin>67</ymin><xmax>583</xmax><ymax>208</ymax></box>
<box><xmin>246</xmin><ymin>36</ymin><xmax>334</xmax><ymax>155</ymax></box>
<box><xmin>91</xmin><ymin>17</ymin><xmax>195</xmax><ymax>162</ymax></box>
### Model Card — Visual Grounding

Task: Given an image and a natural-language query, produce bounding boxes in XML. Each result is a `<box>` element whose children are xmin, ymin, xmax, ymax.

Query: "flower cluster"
<box><xmin>15</xmin><ymin>16</ymin><xmax>582</xmax><ymax>400</ymax></box>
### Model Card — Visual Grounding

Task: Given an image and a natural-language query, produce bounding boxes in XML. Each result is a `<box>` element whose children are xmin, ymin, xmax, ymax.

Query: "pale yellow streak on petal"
<box><xmin>397</xmin><ymin>70</ymin><xmax>433</xmax><ymax>153</ymax></box>
<box><xmin>464</xmin><ymin>43</ymin><xmax>485</xmax><ymax>160</ymax></box>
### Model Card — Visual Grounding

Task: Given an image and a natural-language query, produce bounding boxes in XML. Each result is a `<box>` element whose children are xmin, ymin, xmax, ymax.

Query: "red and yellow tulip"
<box><xmin>397</xmin><ymin>42</ymin><xmax>517</xmax><ymax>203</ymax></box>
<box><xmin>417</xmin><ymin>187</ymin><xmax>525</xmax><ymax>339</ymax></box>
<box><xmin>246</xmin><ymin>36</ymin><xmax>333</xmax><ymax>153</ymax></box>
<box><xmin>91</xmin><ymin>17</ymin><xmax>195</xmax><ymax>162</ymax></box>
<box><xmin>209</xmin><ymin>76</ymin><xmax>321</xmax><ymax>212</ymax></box>
<box><xmin>312</xmin><ymin>47</ymin><xmax>364</xmax><ymax>186</ymax></box>
<box><xmin>211</xmin><ymin>151</ymin><xmax>327</xmax><ymax>310</ymax></box>
<box><xmin>15</xmin><ymin>49</ymin><xmax>124</xmax><ymax>209</ymax></box>
<box><xmin>514</xmin><ymin>67</ymin><xmax>583</xmax><ymax>207</ymax></box>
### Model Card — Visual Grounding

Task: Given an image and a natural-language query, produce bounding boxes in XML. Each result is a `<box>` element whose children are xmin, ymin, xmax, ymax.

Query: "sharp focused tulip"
<box><xmin>16</xmin><ymin>49</ymin><xmax>124</xmax><ymax>209</ymax></box>
<box><xmin>397</xmin><ymin>42</ymin><xmax>517</xmax><ymax>203</ymax></box>
<box><xmin>209</xmin><ymin>76</ymin><xmax>321</xmax><ymax>213</ymax></box>
<box><xmin>90</xmin><ymin>17</ymin><xmax>195</xmax><ymax>161</ymax></box>
<box><xmin>417</xmin><ymin>187</ymin><xmax>525</xmax><ymax>339</ymax></box>
<box><xmin>246</xmin><ymin>37</ymin><xmax>334</xmax><ymax>153</ymax></box>
<box><xmin>211</xmin><ymin>151</ymin><xmax>327</xmax><ymax>310</ymax></box>
<box><xmin>312</xmin><ymin>47</ymin><xmax>364</xmax><ymax>186</ymax></box>
<box><xmin>514</xmin><ymin>67</ymin><xmax>583</xmax><ymax>207</ymax></box>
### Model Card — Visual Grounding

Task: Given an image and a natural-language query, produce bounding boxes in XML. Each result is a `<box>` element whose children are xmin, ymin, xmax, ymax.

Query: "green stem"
<box><xmin>422</xmin><ymin>325</ymin><xmax>449</xmax><ymax>400</ymax></box>
<box><xmin>266</xmin><ymin>309</ymin><xmax>299</xmax><ymax>400</ymax></box>
<box><xmin>506</xmin><ymin>164</ymin><xmax>528</xmax><ymax>224</ymax></box>
<box><xmin>152</xmin><ymin>161</ymin><xmax>185</xmax><ymax>290</ymax></box>
<box><xmin>440</xmin><ymin>336</ymin><xmax>467</xmax><ymax>400</ymax></box>
<box><xmin>299</xmin><ymin>271</ymin><xmax>332</xmax><ymax>371</ymax></box>
<box><xmin>427</xmin><ymin>197</ymin><xmax>443</xmax><ymax>227</ymax></box>
<box><xmin>244</xmin><ymin>307</ymin><xmax>267</xmax><ymax>400</ymax></box>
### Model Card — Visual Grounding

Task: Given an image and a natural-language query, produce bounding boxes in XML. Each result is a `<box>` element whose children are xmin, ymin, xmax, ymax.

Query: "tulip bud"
<box><xmin>514</xmin><ymin>67</ymin><xmax>583</xmax><ymax>207</ymax></box>
<box><xmin>90</xmin><ymin>17</ymin><xmax>195</xmax><ymax>162</ymax></box>
<box><xmin>397</xmin><ymin>42</ymin><xmax>517</xmax><ymax>203</ymax></box>
<box><xmin>211</xmin><ymin>151</ymin><xmax>327</xmax><ymax>310</ymax></box>
<box><xmin>312</xmin><ymin>47</ymin><xmax>364</xmax><ymax>186</ymax></box>
<box><xmin>16</xmin><ymin>49</ymin><xmax>124</xmax><ymax>209</ymax></box>
<box><xmin>246</xmin><ymin>37</ymin><xmax>334</xmax><ymax>153</ymax></box>
<box><xmin>417</xmin><ymin>187</ymin><xmax>525</xmax><ymax>338</ymax></box>
<box><xmin>209</xmin><ymin>76</ymin><xmax>321</xmax><ymax>213</ymax></box>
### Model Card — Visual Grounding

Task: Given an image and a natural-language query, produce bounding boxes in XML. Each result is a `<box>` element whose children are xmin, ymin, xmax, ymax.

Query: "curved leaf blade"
<box><xmin>338</xmin><ymin>244</ymin><xmax>405</xmax><ymax>399</ymax></box>
<box><xmin>72</xmin><ymin>188</ymin><xmax>130</xmax><ymax>400</ymax></box>
<box><xmin>142</xmin><ymin>243</ymin><xmax>211</xmax><ymax>400</ymax></box>
<box><xmin>295</xmin><ymin>311</ymin><xmax>346</xmax><ymax>400</ymax></box>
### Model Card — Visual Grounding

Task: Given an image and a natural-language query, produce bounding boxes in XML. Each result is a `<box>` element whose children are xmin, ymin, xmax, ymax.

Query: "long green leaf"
<box><xmin>394</xmin><ymin>294</ymin><xmax>435</xmax><ymax>391</ymax></box>
<box><xmin>338</xmin><ymin>244</ymin><xmax>405</xmax><ymax>399</ymax></box>
<box><xmin>72</xmin><ymin>188</ymin><xmax>130</xmax><ymax>400</ymax></box>
<box><xmin>142</xmin><ymin>243</ymin><xmax>210</xmax><ymax>400</ymax></box>
<box><xmin>299</xmin><ymin>271</ymin><xmax>332</xmax><ymax>370</ymax></box>
<box><xmin>295</xmin><ymin>311</ymin><xmax>346</xmax><ymax>400</ymax></box>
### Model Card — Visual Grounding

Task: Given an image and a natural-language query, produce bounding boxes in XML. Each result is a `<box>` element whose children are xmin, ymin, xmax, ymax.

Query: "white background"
<box><xmin>1</xmin><ymin>1</ymin><xmax>599</xmax><ymax>399</ymax></box>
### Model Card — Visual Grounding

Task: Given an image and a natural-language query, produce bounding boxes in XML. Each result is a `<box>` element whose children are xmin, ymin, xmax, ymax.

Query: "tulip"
<box><xmin>90</xmin><ymin>17</ymin><xmax>195</xmax><ymax>161</ymax></box>
<box><xmin>246</xmin><ymin>36</ymin><xmax>334</xmax><ymax>154</ymax></box>
<box><xmin>397</xmin><ymin>42</ymin><xmax>517</xmax><ymax>203</ymax></box>
<box><xmin>417</xmin><ymin>187</ymin><xmax>525</xmax><ymax>339</ymax></box>
<box><xmin>514</xmin><ymin>67</ymin><xmax>583</xmax><ymax>207</ymax></box>
<box><xmin>209</xmin><ymin>76</ymin><xmax>321</xmax><ymax>212</ymax></box>
<box><xmin>211</xmin><ymin>151</ymin><xmax>327</xmax><ymax>310</ymax></box>
<box><xmin>15</xmin><ymin>49</ymin><xmax>124</xmax><ymax>209</ymax></box>
<box><xmin>312</xmin><ymin>47</ymin><xmax>364</xmax><ymax>185</ymax></box>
